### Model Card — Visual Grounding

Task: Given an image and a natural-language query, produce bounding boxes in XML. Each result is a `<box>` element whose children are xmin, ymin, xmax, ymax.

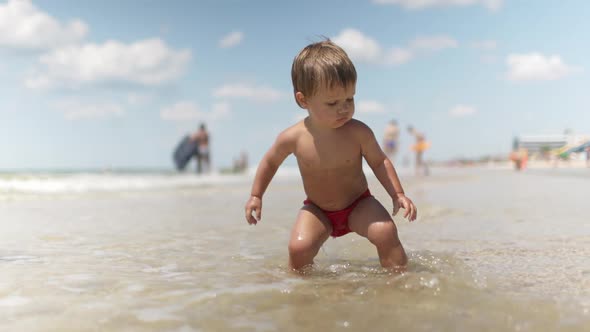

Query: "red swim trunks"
<box><xmin>303</xmin><ymin>189</ymin><xmax>372</xmax><ymax>237</ymax></box>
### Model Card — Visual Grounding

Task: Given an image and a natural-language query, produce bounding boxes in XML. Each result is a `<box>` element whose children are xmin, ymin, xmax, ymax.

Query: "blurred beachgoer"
<box><xmin>190</xmin><ymin>123</ymin><xmax>210</xmax><ymax>174</ymax></box>
<box><xmin>510</xmin><ymin>147</ymin><xmax>528</xmax><ymax>171</ymax></box>
<box><xmin>382</xmin><ymin>120</ymin><xmax>400</xmax><ymax>161</ymax></box>
<box><xmin>509</xmin><ymin>150</ymin><xmax>521</xmax><ymax>170</ymax></box>
<box><xmin>407</xmin><ymin>126</ymin><xmax>430</xmax><ymax>176</ymax></box>
<box><xmin>244</xmin><ymin>40</ymin><xmax>417</xmax><ymax>272</ymax></box>
<box><xmin>233</xmin><ymin>150</ymin><xmax>249</xmax><ymax>173</ymax></box>
<box><xmin>586</xmin><ymin>146</ymin><xmax>590</xmax><ymax>167</ymax></box>
<box><xmin>519</xmin><ymin>148</ymin><xmax>528</xmax><ymax>170</ymax></box>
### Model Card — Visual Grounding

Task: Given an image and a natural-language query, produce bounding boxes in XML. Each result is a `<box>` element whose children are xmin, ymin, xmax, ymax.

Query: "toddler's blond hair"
<box><xmin>291</xmin><ymin>40</ymin><xmax>357</xmax><ymax>108</ymax></box>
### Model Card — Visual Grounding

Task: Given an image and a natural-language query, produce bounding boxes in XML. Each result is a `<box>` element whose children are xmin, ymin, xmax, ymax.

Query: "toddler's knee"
<box><xmin>288</xmin><ymin>238</ymin><xmax>316</xmax><ymax>258</ymax></box>
<box><xmin>368</xmin><ymin>221</ymin><xmax>399</xmax><ymax>247</ymax></box>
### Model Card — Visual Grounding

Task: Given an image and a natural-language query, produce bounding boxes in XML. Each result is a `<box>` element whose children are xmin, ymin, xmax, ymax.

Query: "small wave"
<box><xmin>0</xmin><ymin>173</ymin><xmax>239</xmax><ymax>194</ymax></box>
<box><xmin>0</xmin><ymin>168</ymin><xmax>301</xmax><ymax>194</ymax></box>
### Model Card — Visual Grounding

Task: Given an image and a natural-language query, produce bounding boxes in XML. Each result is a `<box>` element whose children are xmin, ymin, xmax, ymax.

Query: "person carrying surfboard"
<box><xmin>244</xmin><ymin>40</ymin><xmax>417</xmax><ymax>272</ymax></box>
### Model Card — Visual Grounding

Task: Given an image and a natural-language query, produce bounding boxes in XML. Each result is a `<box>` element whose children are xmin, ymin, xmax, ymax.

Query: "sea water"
<box><xmin>0</xmin><ymin>167</ymin><xmax>589</xmax><ymax>331</ymax></box>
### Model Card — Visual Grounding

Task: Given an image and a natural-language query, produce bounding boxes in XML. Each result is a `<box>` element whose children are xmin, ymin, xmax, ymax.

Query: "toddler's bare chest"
<box><xmin>295</xmin><ymin>139</ymin><xmax>361</xmax><ymax>170</ymax></box>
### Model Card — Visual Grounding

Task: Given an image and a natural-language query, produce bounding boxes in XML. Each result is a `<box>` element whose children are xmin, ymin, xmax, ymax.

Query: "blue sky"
<box><xmin>1</xmin><ymin>0</ymin><xmax>589</xmax><ymax>170</ymax></box>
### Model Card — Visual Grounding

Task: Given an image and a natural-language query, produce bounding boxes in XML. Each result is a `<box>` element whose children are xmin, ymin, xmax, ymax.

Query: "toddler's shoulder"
<box><xmin>347</xmin><ymin>119</ymin><xmax>374</xmax><ymax>136</ymax></box>
<box><xmin>274</xmin><ymin>121</ymin><xmax>307</xmax><ymax>151</ymax></box>
<box><xmin>280</xmin><ymin>120</ymin><xmax>307</xmax><ymax>139</ymax></box>
<box><xmin>348</xmin><ymin>119</ymin><xmax>370</xmax><ymax>129</ymax></box>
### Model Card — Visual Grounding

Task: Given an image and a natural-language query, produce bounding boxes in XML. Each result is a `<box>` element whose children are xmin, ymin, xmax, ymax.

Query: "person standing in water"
<box><xmin>190</xmin><ymin>123</ymin><xmax>210</xmax><ymax>174</ymax></box>
<box><xmin>382</xmin><ymin>120</ymin><xmax>400</xmax><ymax>162</ymax></box>
<box><xmin>408</xmin><ymin>126</ymin><xmax>430</xmax><ymax>176</ymax></box>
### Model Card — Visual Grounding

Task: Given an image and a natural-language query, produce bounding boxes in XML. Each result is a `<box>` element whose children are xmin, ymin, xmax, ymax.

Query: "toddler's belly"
<box><xmin>302</xmin><ymin>174</ymin><xmax>368</xmax><ymax>211</ymax></box>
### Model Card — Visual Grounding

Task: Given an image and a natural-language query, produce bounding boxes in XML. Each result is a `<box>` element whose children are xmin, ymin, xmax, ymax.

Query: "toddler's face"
<box><xmin>305</xmin><ymin>84</ymin><xmax>356</xmax><ymax>129</ymax></box>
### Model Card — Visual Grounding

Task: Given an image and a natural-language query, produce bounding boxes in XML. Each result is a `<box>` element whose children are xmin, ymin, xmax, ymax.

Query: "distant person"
<box><xmin>190</xmin><ymin>123</ymin><xmax>210</xmax><ymax>174</ymax></box>
<box><xmin>519</xmin><ymin>148</ymin><xmax>528</xmax><ymax>170</ymax></box>
<box><xmin>382</xmin><ymin>120</ymin><xmax>400</xmax><ymax>161</ymax></box>
<box><xmin>510</xmin><ymin>147</ymin><xmax>529</xmax><ymax>171</ymax></box>
<box><xmin>509</xmin><ymin>149</ymin><xmax>521</xmax><ymax>171</ymax></box>
<box><xmin>407</xmin><ymin>126</ymin><xmax>430</xmax><ymax>176</ymax></box>
<box><xmin>586</xmin><ymin>146</ymin><xmax>590</xmax><ymax>167</ymax></box>
<box><xmin>244</xmin><ymin>40</ymin><xmax>417</xmax><ymax>272</ymax></box>
<box><xmin>233</xmin><ymin>150</ymin><xmax>249</xmax><ymax>173</ymax></box>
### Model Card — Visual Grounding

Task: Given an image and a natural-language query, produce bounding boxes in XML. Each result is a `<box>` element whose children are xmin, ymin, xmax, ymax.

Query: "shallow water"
<box><xmin>0</xmin><ymin>168</ymin><xmax>589</xmax><ymax>331</ymax></box>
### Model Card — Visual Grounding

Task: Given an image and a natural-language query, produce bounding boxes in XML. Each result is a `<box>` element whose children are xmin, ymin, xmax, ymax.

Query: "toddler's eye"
<box><xmin>327</xmin><ymin>102</ymin><xmax>337</xmax><ymax>106</ymax></box>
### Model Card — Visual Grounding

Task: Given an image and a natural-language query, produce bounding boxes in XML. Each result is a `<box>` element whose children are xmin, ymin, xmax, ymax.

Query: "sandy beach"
<box><xmin>0</xmin><ymin>167</ymin><xmax>589</xmax><ymax>331</ymax></box>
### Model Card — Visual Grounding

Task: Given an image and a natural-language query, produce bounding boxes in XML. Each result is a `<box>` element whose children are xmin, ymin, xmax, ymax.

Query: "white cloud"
<box><xmin>0</xmin><ymin>0</ymin><xmax>87</xmax><ymax>50</ymax></box>
<box><xmin>25</xmin><ymin>38</ymin><xmax>191</xmax><ymax>89</ymax></box>
<box><xmin>384</xmin><ymin>47</ymin><xmax>414</xmax><ymax>65</ymax></box>
<box><xmin>219</xmin><ymin>31</ymin><xmax>244</xmax><ymax>48</ymax></box>
<box><xmin>471</xmin><ymin>40</ymin><xmax>497</xmax><ymax>51</ymax></box>
<box><xmin>357</xmin><ymin>100</ymin><xmax>386</xmax><ymax>113</ymax></box>
<box><xmin>332</xmin><ymin>29</ymin><xmax>457</xmax><ymax>66</ymax></box>
<box><xmin>332</xmin><ymin>29</ymin><xmax>382</xmax><ymax>63</ymax></box>
<box><xmin>55</xmin><ymin>100</ymin><xmax>124</xmax><ymax>120</ymax></box>
<box><xmin>160</xmin><ymin>101</ymin><xmax>204</xmax><ymax>121</ymax></box>
<box><xmin>506</xmin><ymin>53</ymin><xmax>578</xmax><ymax>81</ymax></box>
<box><xmin>160</xmin><ymin>101</ymin><xmax>232</xmax><ymax>123</ymax></box>
<box><xmin>212</xmin><ymin>83</ymin><xmax>283</xmax><ymax>103</ymax></box>
<box><xmin>372</xmin><ymin>0</ymin><xmax>503</xmax><ymax>11</ymax></box>
<box><xmin>449</xmin><ymin>104</ymin><xmax>477</xmax><ymax>117</ymax></box>
<box><xmin>410</xmin><ymin>36</ymin><xmax>458</xmax><ymax>51</ymax></box>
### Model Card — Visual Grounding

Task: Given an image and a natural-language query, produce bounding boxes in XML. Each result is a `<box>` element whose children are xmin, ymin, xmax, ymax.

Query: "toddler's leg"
<box><xmin>288</xmin><ymin>205</ymin><xmax>331</xmax><ymax>271</ymax></box>
<box><xmin>348</xmin><ymin>197</ymin><xmax>407</xmax><ymax>271</ymax></box>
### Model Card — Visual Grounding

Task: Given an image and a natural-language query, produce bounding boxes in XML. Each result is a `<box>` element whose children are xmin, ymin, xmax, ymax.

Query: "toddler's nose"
<box><xmin>338</xmin><ymin>104</ymin><xmax>351</xmax><ymax>114</ymax></box>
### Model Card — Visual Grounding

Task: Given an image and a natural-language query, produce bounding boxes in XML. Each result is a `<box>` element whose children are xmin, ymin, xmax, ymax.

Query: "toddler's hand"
<box><xmin>393</xmin><ymin>194</ymin><xmax>417</xmax><ymax>222</ymax></box>
<box><xmin>245</xmin><ymin>196</ymin><xmax>262</xmax><ymax>225</ymax></box>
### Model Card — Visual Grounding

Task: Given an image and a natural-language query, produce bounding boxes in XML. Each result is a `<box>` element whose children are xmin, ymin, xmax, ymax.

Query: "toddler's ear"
<box><xmin>295</xmin><ymin>91</ymin><xmax>308</xmax><ymax>108</ymax></box>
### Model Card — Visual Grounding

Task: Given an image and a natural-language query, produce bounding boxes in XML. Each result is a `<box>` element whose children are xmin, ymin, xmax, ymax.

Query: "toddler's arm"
<box><xmin>245</xmin><ymin>130</ymin><xmax>295</xmax><ymax>225</ymax></box>
<box><xmin>356</xmin><ymin>123</ymin><xmax>417</xmax><ymax>221</ymax></box>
